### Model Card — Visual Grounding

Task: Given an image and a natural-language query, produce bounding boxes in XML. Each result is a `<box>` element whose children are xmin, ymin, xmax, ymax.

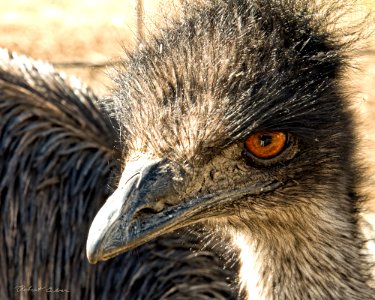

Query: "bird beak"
<box><xmin>86</xmin><ymin>157</ymin><xmax>186</xmax><ymax>264</ymax></box>
<box><xmin>86</xmin><ymin>157</ymin><xmax>280</xmax><ymax>264</ymax></box>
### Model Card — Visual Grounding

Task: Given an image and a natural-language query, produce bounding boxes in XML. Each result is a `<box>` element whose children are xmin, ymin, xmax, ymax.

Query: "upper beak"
<box><xmin>86</xmin><ymin>157</ymin><xmax>280</xmax><ymax>264</ymax></box>
<box><xmin>86</xmin><ymin>157</ymin><xmax>179</xmax><ymax>263</ymax></box>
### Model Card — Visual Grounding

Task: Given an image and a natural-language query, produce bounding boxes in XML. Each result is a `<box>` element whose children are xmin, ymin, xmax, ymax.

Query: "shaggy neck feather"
<box><xmin>226</xmin><ymin>201</ymin><xmax>373</xmax><ymax>299</ymax></box>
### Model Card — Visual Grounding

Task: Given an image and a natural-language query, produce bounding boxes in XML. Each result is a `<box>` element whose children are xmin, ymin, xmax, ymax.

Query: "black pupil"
<box><xmin>259</xmin><ymin>134</ymin><xmax>273</xmax><ymax>147</ymax></box>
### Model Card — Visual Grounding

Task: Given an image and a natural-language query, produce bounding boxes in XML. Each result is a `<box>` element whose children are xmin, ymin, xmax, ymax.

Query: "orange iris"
<box><xmin>245</xmin><ymin>131</ymin><xmax>287</xmax><ymax>159</ymax></box>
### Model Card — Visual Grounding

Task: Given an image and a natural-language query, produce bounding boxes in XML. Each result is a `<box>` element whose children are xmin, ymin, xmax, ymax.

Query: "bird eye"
<box><xmin>244</xmin><ymin>131</ymin><xmax>287</xmax><ymax>159</ymax></box>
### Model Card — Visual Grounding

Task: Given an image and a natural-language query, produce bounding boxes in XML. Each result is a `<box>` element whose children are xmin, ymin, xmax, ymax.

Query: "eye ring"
<box><xmin>244</xmin><ymin>131</ymin><xmax>287</xmax><ymax>159</ymax></box>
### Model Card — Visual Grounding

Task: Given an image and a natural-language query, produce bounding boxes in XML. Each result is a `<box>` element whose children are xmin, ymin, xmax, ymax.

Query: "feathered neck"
<box><xmin>224</xmin><ymin>198</ymin><xmax>374</xmax><ymax>299</ymax></box>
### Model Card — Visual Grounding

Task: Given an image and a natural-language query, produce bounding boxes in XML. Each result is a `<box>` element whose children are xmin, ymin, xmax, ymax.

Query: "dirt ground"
<box><xmin>0</xmin><ymin>0</ymin><xmax>374</xmax><ymax>217</ymax></box>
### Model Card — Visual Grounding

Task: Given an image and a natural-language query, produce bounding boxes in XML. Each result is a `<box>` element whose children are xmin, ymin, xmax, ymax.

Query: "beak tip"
<box><xmin>86</xmin><ymin>227</ymin><xmax>104</xmax><ymax>264</ymax></box>
<box><xmin>87</xmin><ymin>256</ymin><xmax>98</xmax><ymax>265</ymax></box>
<box><xmin>86</xmin><ymin>243</ymin><xmax>100</xmax><ymax>264</ymax></box>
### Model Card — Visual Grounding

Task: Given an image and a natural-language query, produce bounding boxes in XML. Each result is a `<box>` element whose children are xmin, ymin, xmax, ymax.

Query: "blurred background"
<box><xmin>0</xmin><ymin>0</ymin><xmax>374</xmax><ymax>216</ymax></box>
<box><xmin>0</xmin><ymin>0</ymin><xmax>164</xmax><ymax>93</ymax></box>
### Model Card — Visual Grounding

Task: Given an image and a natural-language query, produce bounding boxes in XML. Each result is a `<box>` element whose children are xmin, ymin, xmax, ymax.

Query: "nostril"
<box><xmin>133</xmin><ymin>201</ymin><xmax>167</xmax><ymax>219</ymax></box>
<box><xmin>139</xmin><ymin>207</ymin><xmax>160</xmax><ymax>215</ymax></box>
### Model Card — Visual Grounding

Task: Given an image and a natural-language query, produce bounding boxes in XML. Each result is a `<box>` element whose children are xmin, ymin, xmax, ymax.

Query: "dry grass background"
<box><xmin>0</xmin><ymin>0</ymin><xmax>374</xmax><ymax>216</ymax></box>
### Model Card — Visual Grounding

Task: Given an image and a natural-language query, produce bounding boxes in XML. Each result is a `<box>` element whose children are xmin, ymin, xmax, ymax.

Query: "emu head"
<box><xmin>87</xmin><ymin>0</ymin><xmax>356</xmax><ymax>264</ymax></box>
